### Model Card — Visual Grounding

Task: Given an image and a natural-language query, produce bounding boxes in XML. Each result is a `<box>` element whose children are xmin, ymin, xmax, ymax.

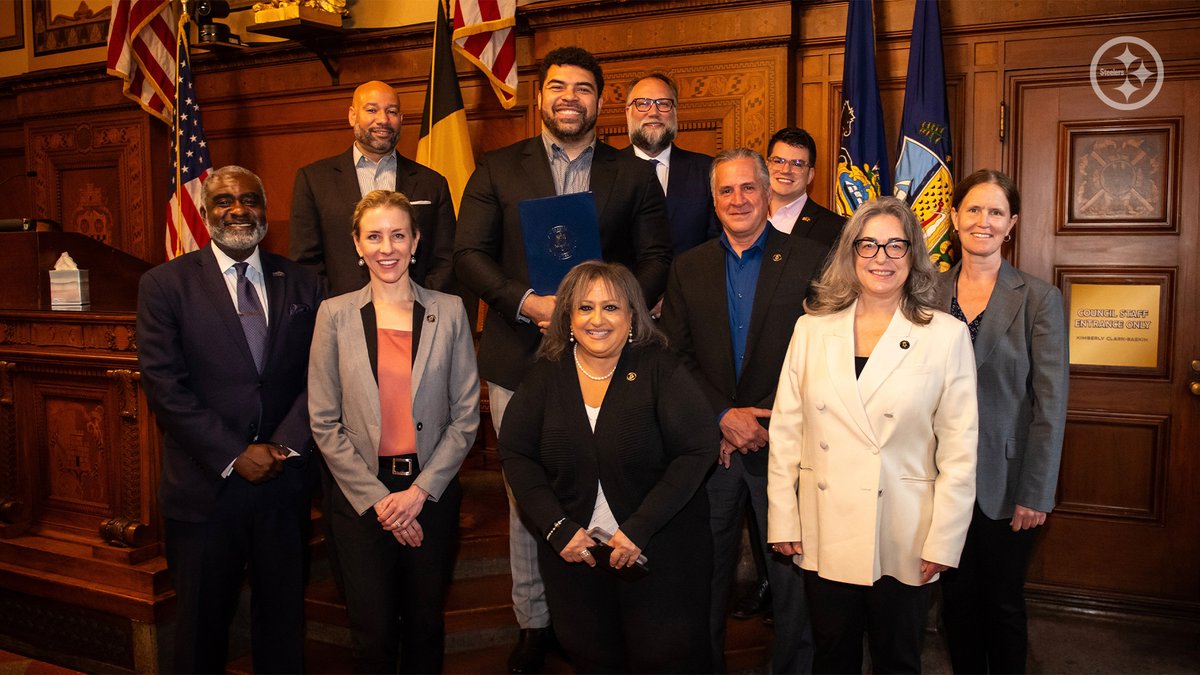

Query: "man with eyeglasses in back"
<box><xmin>622</xmin><ymin>73</ymin><xmax>719</xmax><ymax>258</ymax></box>
<box><xmin>766</xmin><ymin>127</ymin><xmax>846</xmax><ymax>246</ymax></box>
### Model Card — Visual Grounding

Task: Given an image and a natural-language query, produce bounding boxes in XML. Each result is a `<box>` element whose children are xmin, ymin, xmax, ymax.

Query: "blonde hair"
<box><xmin>352</xmin><ymin>190</ymin><xmax>415</xmax><ymax>238</ymax></box>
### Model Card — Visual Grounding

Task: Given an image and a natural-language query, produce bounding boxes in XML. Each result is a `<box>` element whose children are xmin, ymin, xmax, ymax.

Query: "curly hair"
<box><xmin>806</xmin><ymin>197</ymin><xmax>939</xmax><ymax>325</ymax></box>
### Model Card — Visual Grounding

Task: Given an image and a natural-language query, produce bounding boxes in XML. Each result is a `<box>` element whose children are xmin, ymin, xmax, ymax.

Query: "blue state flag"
<box><xmin>836</xmin><ymin>0</ymin><xmax>891</xmax><ymax>216</ymax></box>
<box><xmin>893</xmin><ymin>0</ymin><xmax>955</xmax><ymax>271</ymax></box>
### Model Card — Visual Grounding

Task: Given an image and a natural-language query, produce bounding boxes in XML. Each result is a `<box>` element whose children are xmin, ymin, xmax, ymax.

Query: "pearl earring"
<box><xmin>569</xmin><ymin>330</ymin><xmax>575</xmax><ymax>343</ymax></box>
<box><xmin>628</xmin><ymin>326</ymin><xmax>633</xmax><ymax>343</ymax></box>
<box><xmin>357</xmin><ymin>257</ymin><xmax>365</xmax><ymax>267</ymax></box>
<box><xmin>411</xmin><ymin>254</ymin><xmax>417</xmax><ymax>264</ymax></box>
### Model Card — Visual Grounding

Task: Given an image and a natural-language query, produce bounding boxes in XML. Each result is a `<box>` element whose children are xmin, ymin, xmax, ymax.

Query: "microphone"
<box><xmin>0</xmin><ymin>170</ymin><xmax>36</xmax><ymax>190</ymax></box>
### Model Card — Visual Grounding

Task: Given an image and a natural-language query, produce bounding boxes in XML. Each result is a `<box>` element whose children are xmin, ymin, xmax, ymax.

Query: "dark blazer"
<box><xmin>137</xmin><ymin>245</ymin><xmax>324</xmax><ymax>522</ymax></box>
<box><xmin>454</xmin><ymin>136</ymin><xmax>673</xmax><ymax>390</ymax></box>
<box><xmin>498</xmin><ymin>345</ymin><xmax>717</xmax><ymax>553</ymax></box>
<box><xmin>620</xmin><ymin>143</ymin><xmax>719</xmax><ymax>255</ymax></box>
<box><xmin>290</xmin><ymin>148</ymin><xmax>457</xmax><ymax>296</ymax></box>
<box><xmin>659</xmin><ymin>226</ymin><xmax>827</xmax><ymax>476</ymax></box>
<box><xmin>792</xmin><ymin>197</ymin><xmax>846</xmax><ymax>248</ymax></box>
<box><xmin>936</xmin><ymin>259</ymin><xmax>1069</xmax><ymax>519</ymax></box>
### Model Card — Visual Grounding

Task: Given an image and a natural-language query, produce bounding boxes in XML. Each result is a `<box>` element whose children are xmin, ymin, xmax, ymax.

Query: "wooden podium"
<box><xmin>0</xmin><ymin>232</ymin><xmax>169</xmax><ymax>672</ymax></box>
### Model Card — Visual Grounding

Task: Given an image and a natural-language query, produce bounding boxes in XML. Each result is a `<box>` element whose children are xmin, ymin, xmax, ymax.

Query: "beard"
<box><xmin>210</xmin><ymin>216</ymin><xmax>267</xmax><ymax>255</ymax></box>
<box><xmin>354</xmin><ymin>124</ymin><xmax>399</xmax><ymax>156</ymax></box>
<box><xmin>541</xmin><ymin>104</ymin><xmax>598</xmax><ymax>144</ymax></box>
<box><xmin>630</xmin><ymin>119</ymin><xmax>677</xmax><ymax>155</ymax></box>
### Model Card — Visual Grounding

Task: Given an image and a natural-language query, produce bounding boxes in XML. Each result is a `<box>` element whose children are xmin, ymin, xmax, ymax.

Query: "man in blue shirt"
<box><xmin>660</xmin><ymin>148</ymin><xmax>827</xmax><ymax>673</ymax></box>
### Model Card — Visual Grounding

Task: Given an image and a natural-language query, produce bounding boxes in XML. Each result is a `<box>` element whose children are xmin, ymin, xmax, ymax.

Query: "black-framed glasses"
<box><xmin>767</xmin><ymin>155</ymin><xmax>811</xmax><ymax>170</ymax></box>
<box><xmin>627</xmin><ymin>97</ymin><xmax>676</xmax><ymax>112</ymax></box>
<box><xmin>853</xmin><ymin>238</ymin><xmax>911</xmax><ymax>259</ymax></box>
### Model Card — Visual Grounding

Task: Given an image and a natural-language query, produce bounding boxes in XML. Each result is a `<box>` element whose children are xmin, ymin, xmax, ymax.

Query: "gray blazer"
<box><xmin>308</xmin><ymin>281</ymin><xmax>480</xmax><ymax>515</ymax></box>
<box><xmin>937</xmin><ymin>259</ymin><xmax>1069</xmax><ymax>519</ymax></box>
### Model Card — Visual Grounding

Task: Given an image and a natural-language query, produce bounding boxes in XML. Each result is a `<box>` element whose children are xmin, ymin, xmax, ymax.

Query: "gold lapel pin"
<box><xmin>427</xmin><ymin>315</ymin><xmax>436</xmax><ymax>322</ymax></box>
<box><xmin>626</xmin><ymin>372</ymin><xmax>637</xmax><ymax>381</ymax></box>
<box><xmin>801</xmin><ymin>216</ymin><xmax>812</xmax><ymax>222</ymax></box>
<box><xmin>900</xmin><ymin>340</ymin><xmax>910</xmax><ymax>349</ymax></box>
<box><xmin>772</xmin><ymin>253</ymin><xmax>783</xmax><ymax>262</ymax></box>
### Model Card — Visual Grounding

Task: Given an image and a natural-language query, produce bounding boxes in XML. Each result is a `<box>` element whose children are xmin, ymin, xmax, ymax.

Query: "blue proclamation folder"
<box><xmin>519</xmin><ymin>192</ymin><xmax>602</xmax><ymax>295</ymax></box>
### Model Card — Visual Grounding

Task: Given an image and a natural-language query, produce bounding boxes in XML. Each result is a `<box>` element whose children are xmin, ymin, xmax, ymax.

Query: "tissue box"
<box><xmin>50</xmin><ymin>269</ymin><xmax>90</xmax><ymax>307</ymax></box>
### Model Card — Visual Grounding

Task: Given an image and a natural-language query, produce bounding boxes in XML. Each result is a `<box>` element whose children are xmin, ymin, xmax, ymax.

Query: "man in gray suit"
<box><xmin>290</xmin><ymin>80</ymin><xmax>457</xmax><ymax>297</ymax></box>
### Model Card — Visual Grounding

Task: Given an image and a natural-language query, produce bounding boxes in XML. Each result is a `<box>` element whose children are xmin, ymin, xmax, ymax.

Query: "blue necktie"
<box><xmin>234</xmin><ymin>262</ymin><xmax>267</xmax><ymax>373</ymax></box>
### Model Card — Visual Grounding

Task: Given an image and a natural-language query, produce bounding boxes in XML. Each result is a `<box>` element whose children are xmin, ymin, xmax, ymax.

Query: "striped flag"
<box><xmin>166</xmin><ymin>26</ymin><xmax>213</xmax><ymax>259</ymax></box>
<box><xmin>893</xmin><ymin>0</ymin><xmax>955</xmax><ymax>271</ymax></box>
<box><xmin>452</xmin><ymin>0</ymin><xmax>517</xmax><ymax>110</ymax></box>
<box><xmin>105</xmin><ymin>0</ymin><xmax>177</xmax><ymax>124</ymax></box>
<box><xmin>418</xmin><ymin>0</ymin><xmax>475</xmax><ymax>215</ymax></box>
<box><xmin>835</xmin><ymin>0</ymin><xmax>892</xmax><ymax>216</ymax></box>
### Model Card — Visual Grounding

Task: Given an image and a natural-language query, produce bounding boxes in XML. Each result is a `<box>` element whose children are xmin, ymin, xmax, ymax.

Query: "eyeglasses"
<box><xmin>853</xmin><ymin>238</ymin><xmax>911</xmax><ymax>259</ymax></box>
<box><xmin>767</xmin><ymin>156</ymin><xmax>811</xmax><ymax>170</ymax></box>
<box><xmin>627</xmin><ymin>97</ymin><xmax>676</xmax><ymax>112</ymax></box>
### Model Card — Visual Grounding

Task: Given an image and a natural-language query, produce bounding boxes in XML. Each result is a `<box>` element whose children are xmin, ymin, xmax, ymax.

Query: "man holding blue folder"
<box><xmin>454</xmin><ymin>46</ymin><xmax>672</xmax><ymax>674</ymax></box>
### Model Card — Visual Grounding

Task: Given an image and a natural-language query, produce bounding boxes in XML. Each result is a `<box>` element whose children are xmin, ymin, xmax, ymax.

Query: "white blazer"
<box><xmin>766</xmin><ymin>302</ymin><xmax>978</xmax><ymax>587</ymax></box>
<box><xmin>308</xmin><ymin>281</ymin><xmax>480</xmax><ymax>516</ymax></box>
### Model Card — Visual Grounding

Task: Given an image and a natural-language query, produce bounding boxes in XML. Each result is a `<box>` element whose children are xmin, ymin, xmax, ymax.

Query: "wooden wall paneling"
<box><xmin>25</xmin><ymin>112</ymin><xmax>156</xmax><ymax>262</ymax></box>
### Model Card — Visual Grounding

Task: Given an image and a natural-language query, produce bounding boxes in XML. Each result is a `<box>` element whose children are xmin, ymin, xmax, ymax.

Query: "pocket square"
<box><xmin>410</xmin><ymin>200</ymin><xmax>432</xmax><ymax>205</ymax></box>
<box><xmin>289</xmin><ymin>303</ymin><xmax>312</xmax><ymax>316</ymax></box>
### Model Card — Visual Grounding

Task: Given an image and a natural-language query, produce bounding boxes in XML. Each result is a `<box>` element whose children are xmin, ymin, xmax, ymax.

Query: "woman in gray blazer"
<box><xmin>308</xmin><ymin>190</ymin><xmax>479</xmax><ymax>673</ymax></box>
<box><xmin>937</xmin><ymin>170</ymin><xmax>1069</xmax><ymax>674</ymax></box>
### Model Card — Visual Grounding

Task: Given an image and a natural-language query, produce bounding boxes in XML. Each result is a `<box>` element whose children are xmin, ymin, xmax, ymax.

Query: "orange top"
<box><xmin>377</xmin><ymin>329</ymin><xmax>418</xmax><ymax>457</ymax></box>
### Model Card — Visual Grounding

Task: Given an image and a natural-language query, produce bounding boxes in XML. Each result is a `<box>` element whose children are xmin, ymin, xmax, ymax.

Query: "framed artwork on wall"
<box><xmin>0</xmin><ymin>1</ymin><xmax>24</xmax><ymax>52</ymax></box>
<box><xmin>33</xmin><ymin>0</ymin><xmax>113</xmax><ymax>56</ymax></box>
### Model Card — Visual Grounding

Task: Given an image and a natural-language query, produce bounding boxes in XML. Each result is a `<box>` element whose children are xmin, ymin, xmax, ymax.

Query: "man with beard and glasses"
<box><xmin>622</xmin><ymin>73</ymin><xmax>718</xmax><ymax>257</ymax></box>
<box><xmin>137</xmin><ymin>166</ymin><xmax>323</xmax><ymax>673</ymax></box>
<box><xmin>455</xmin><ymin>46</ymin><xmax>672</xmax><ymax>674</ymax></box>
<box><xmin>291</xmin><ymin>80</ymin><xmax>457</xmax><ymax>297</ymax></box>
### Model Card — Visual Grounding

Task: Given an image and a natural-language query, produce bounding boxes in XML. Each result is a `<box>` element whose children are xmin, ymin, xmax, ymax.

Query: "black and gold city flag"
<box><xmin>417</xmin><ymin>0</ymin><xmax>475</xmax><ymax>215</ymax></box>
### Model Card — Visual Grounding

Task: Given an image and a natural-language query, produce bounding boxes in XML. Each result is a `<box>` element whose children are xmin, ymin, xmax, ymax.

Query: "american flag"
<box><xmin>105</xmin><ymin>0</ymin><xmax>177</xmax><ymax>124</ymax></box>
<box><xmin>452</xmin><ymin>0</ymin><xmax>517</xmax><ymax>109</ymax></box>
<box><xmin>166</xmin><ymin>43</ymin><xmax>213</xmax><ymax>259</ymax></box>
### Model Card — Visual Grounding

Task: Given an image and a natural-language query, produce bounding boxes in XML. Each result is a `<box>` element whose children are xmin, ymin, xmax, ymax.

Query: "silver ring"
<box><xmin>581</xmin><ymin>549</ymin><xmax>591</xmax><ymax>557</ymax></box>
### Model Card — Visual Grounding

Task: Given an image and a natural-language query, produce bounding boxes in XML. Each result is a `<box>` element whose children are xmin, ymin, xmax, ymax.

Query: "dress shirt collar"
<box><xmin>632</xmin><ymin>142</ymin><xmax>672</xmax><ymax>169</ymax></box>
<box><xmin>540</xmin><ymin>131</ymin><xmax>597</xmax><ymax>162</ymax></box>
<box><xmin>768</xmin><ymin>193</ymin><xmax>809</xmax><ymax>235</ymax></box>
<box><xmin>718</xmin><ymin>223</ymin><xmax>770</xmax><ymax>259</ymax></box>
<box><xmin>352</xmin><ymin>144</ymin><xmax>398</xmax><ymax>168</ymax></box>
<box><xmin>211</xmin><ymin>241</ymin><xmax>264</xmax><ymax>276</ymax></box>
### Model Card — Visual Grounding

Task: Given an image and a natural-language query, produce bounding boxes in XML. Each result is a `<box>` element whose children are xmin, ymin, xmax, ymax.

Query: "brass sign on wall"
<box><xmin>1069</xmin><ymin>283</ymin><xmax>1161</xmax><ymax>369</ymax></box>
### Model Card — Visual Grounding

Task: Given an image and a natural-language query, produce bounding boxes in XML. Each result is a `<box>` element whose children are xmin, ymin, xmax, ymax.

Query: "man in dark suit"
<box><xmin>454</xmin><ymin>46</ymin><xmax>672</xmax><ymax>674</ymax></box>
<box><xmin>138</xmin><ymin>166</ymin><xmax>323</xmax><ymax>674</ymax></box>
<box><xmin>660</xmin><ymin>149</ymin><xmax>826</xmax><ymax>674</ymax></box>
<box><xmin>766</xmin><ymin>127</ymin><xmax>846</xmax><ymax>246</ymax></box>
<box><xmin>621</xmin><ymin>72</ymin><xmax>718</xmax><ymax>256</ymax></box>
<box><xmin>290</xmin><ymin>80</ymin><xmax>456</xmax><ymax>297</ymax></box>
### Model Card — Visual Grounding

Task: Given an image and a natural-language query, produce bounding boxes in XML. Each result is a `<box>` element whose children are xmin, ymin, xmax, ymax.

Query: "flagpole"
<box><xmin>172</xmin><ymin>0</ymin><xmax>189</xmax><ymax>259</ymax></box>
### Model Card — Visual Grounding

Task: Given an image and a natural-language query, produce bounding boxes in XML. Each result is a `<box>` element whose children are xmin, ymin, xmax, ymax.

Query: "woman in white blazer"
<box><xmin>767</xmin><ymin>197</ymin><xmax>978</xmax><ymax>674</ymax></box>
<box><xmin>308</xmin><ymin>190</ymin><xmax>479</xmax><ymax>673</ymax></box>
<box><xmin>937</xmin><ymin>170</ymin><xmax>1068</xmax><ymax>674</ymax></box>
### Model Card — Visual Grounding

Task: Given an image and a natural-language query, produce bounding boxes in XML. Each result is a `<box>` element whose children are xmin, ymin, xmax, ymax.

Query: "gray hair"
<box><xmin>201</xmin><ymin>165</ymin><xmax>266</xmax><ymax>207</ymax></box>
<box><xmin>805</xmin><ymin>196</ymin><xmax>939</xmax><ymax>325</ymax></box>
<box><xmin>709</xmin><ymin>148</ymin><xmax>770</xmax><ymax>199</ymax></box>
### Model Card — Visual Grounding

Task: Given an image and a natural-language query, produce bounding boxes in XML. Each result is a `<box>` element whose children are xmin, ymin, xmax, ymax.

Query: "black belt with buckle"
<box><xmin>383</xmin><ymin>455</ymin><xmax>418</xmax><ymax>477</ymax></box>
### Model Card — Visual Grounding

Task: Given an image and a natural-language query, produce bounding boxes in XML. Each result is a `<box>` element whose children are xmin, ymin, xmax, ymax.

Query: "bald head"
<box><xmin>349</xmin><ymin>80</ymin><xmax>402</xmax><ymax>161</ymax></box>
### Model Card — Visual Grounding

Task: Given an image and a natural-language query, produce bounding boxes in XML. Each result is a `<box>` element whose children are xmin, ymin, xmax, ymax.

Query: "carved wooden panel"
<box><xmin>26</xmin><ymin>112</ymin><xmax>157</xmax><ymax>262</ymax></box>
<box><xmin>1056</xmin><ymin>411</ymin><xmax>1168</xmax><ymax>522</ymax></box>
<box><xmin>1058</xmin><ymin>120</ymin><xmax>1178</xmax><ymax>232</ymax></box>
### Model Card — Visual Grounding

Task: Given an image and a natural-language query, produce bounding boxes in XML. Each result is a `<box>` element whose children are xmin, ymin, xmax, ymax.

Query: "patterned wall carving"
<box><xmin>42</xmin><ymin>393</ymin><xmax>111</xmax><ymax>515</ymax></box>
<box><xmin>1060</xmin><ymin>120</ymin><xmax>1178</xmax><ymax>232</ymax></box>
<box><xmin>26</xmin><ymin>113</ymin><xmax>155</xmax><ymax>261</ymax></box>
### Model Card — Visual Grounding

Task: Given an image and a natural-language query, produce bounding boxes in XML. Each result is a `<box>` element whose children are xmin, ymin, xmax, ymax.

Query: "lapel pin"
<box><xmin>900</xmin><ymin>340</ymin><xmax>910</xmax><ymax>349</ymax></box>
<box><xmin>272</xmin><ymin>271</ymin><xmax>285</xmax><ymax>277</ymax></box>
<box><xmin>772</xmin><ymin>253</ymin><xmax>783</xmax><ymax>262</ymax></box>
<box><xmin>427</xmin><ymin>314</ymin><xmax>436</xmax><ymax>322</ymax></box>
<box><xmin>626</xmin><ymin>372</ymin><xmax>637</xmax><ymax>381</ymax></box>
<box><xmin>801</xmin><ymin>216</ymin><xmax>812</xmax><ymax>222</ymax></box>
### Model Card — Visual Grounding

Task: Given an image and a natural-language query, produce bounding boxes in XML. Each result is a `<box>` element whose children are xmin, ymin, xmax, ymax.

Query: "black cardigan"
<box><xmin>498</xmin><ymin>345</ymin><xmax>718</xmax><ymax>553</ymax></box>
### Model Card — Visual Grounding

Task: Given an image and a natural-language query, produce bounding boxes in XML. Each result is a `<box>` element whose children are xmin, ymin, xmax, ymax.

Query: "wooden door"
<box><xmin>1010</xmin><ymin>60</ymin><xmax>1200</xmax><ymax>615</ymax></box>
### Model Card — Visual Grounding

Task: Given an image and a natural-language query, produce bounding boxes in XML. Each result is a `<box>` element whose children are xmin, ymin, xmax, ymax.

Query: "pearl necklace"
<box><xmin>573</xmin><ymin>344</ymin><xmax>617</xmax><ymax>381</ymax></box>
